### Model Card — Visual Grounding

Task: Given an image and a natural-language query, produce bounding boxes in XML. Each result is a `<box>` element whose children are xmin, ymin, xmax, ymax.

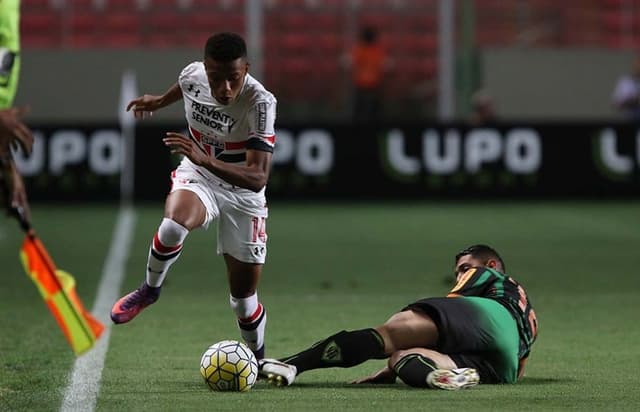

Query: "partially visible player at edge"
<box><xmin>259</xmin><ymin>245</ymin><xmax>538</xmax><ymax>389</ymax></box>
<box><xmin>0</xmin><ymin>0</ymin><xmax>34</xmax><ymax>221</ymax></box>
<box><xmin>111</xmin><ymin>32</ymin><xmax>276</xmax><ymax>360</ymax></box>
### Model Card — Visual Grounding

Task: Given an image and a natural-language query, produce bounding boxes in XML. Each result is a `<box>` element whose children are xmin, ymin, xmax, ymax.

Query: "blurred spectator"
<box><xmin>611</xmin><ymin>55</ymin><xmax>640</xmax><ymax>121</ymax></box>
<box><xmin>350</xmin><ymin>26</ymin><xmax>389</xmax><ymax>122</ymax></box>
<box><xmin>0</xmin><ymin>0</ymin><xmax>34</xmax><ymax>222</ymax></box>
<box><xmin>468</xmin><ymin>89</ymin><xmax>497</xmax><ymax>126</ymax></box>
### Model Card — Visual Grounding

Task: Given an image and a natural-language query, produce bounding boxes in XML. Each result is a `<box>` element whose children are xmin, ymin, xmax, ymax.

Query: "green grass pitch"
<box><xmin>1</xmin><ymin>201</ymin><xmax>639</xmax><ymax>411</ymax></box>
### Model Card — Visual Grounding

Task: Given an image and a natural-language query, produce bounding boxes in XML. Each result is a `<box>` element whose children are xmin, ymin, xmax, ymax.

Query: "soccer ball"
<box><xmin>199</xmin><ymin>340</ymin><xmax>258</xmax><ymax>392</ymax></box>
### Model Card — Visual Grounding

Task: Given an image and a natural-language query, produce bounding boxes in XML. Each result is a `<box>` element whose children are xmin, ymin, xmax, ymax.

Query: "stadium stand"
<box><xmin>19</xmin><ymin>0</ymin><xmax>640</xmax><ymax>118</ymax></box>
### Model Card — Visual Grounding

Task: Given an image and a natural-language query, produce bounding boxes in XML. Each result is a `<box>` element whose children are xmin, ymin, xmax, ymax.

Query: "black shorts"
<box><xmin>404</xmin><ymin>296</ymin><xmax>519</xmax><ymax>384</ymax></box>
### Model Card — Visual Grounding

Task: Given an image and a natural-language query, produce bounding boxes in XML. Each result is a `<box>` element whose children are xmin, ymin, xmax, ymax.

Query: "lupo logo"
<box><xmin>272</xmin><ymin>128</ymin><xmax>334</xmax><ymax>175</ymax></box>
<box><xmin>383</xmin><ymin>128</ymin><xmax>542</xmax><ymax>176</ymax></box>
<box><xmin>595</xmin><ymin>128</ymin><xmax>639</xmax><ymax>178</ymax></box>
<box><xmin>13</xmin><ymin>129</ymin><xmax>122</xmax><ymax>176</ymax></box>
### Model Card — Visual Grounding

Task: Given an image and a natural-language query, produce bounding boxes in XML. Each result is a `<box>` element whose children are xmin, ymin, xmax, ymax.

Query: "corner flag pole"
<box><xmin>13</xmin><ymin>206</ymin><xmax>105</xmax><ymax>355</ymax></box>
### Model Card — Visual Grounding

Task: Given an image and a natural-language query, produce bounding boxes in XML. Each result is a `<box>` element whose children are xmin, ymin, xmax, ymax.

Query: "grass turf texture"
<box><xmin>1</xmin><ymin>201</ymin><xmax>639</xmax><ymax>411</ymax></box>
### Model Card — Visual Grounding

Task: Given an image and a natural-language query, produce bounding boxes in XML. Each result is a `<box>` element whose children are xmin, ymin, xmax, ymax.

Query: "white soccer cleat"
<box><xmin>258</xmin><ymin>358</ymin><xmax>298</xmax><ymax>387</ymax></box>
<box><xmin>427</xmin><ymin>368</ymin><xmax>480</xmax><ymax>390</ymax></box>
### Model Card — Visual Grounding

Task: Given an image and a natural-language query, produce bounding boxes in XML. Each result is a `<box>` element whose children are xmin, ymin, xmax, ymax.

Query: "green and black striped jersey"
<box><xmin>448</xmin><ymin>267</ymin><xmax>538</xmax><ymax>361</ymax></box>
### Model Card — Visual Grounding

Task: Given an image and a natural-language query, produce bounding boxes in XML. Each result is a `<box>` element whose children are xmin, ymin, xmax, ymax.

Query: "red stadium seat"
<box><xmin>405</xmin><ymin>13</ymin><xmax>437</xmax><ymax>32</ymax></box>
<box><xmin>69</xmin><ymin>12</ymin><xmax>99</xmax><ymax>32</ymax></box>
<box><xmin>22</xmin><ymin>33</ymin><xmax>61</xmax><ymax>48</ymax></box>
<box><xmin>66</xmin><ymin>0</ymin><xmax>102</xmax><ymax>11</ymax></box>
<box><xmin>280</xmin><ymin>57</ymin><xmax>314</xmax><ymax>99</ymax></box>
<box><xmin>602</xmin><ymin>0</ymin><xmax>627</xmax><ymax>7</ymax></box>
<box><xmin>403</xmin><ymin>34</ymin><xmax>438</xmax><ymax>55</ymax></box>
<box><xmin>144</xmin><ymin>10</ymin><xmax>185</xmax><ymax>48</ymax></box>
<box><xmin>21</xmin><ymin>0</ymin><xmax>54</xmax><ymax>9</ymax></box>
<box><xmin>315</xmin><ymin>33</ymin><xmax>342</xmax><ymax>55</ymax></box>
<box><xmin>278</xmin><ymin>11</ymin><xmax>311</xmax><ymax>31</ymax></box>
<box><xmin>357</xmin><ymin>12</ymin><xmax>389</xmax><ymax>31</ymax></box>
<box><xmin>21</xmin><ymin>12</ymin><xmax>62</xmax><ymax>46</ymax></box>
<box><xmin>21</xmin><ymin>12</ymin><xmax>60</xmax><ymax>32</ymax></box>
<box><xmin>280</xmin><ymin>33</ymin><xmax>314</xmax><ymax>54</ymax></box>
<box><xmin>148</xmin><ymin>12</ymin><xmax>180</xmax><ymax>32</ymax></box>
<box><xmin>188</xmin><ymin>12</ymin><xmax>244</xmax><ymax>34</ymax></box>
<box><xmin>93</xmin><ymin>12</ymin><xmax>142</xmax><ymax>47</ymax></box>
<box><xmin>415</xmin><ymin>57</ymin><xmax>438</xmax><ymax>78</ymax></box>
<box><xmin>189</xmin><ymin>0</ymin><xmax>243</xmax><ymax>10</ymax></box>
<box><xmin>395</xmin><ymin>56</ymin><xmax>437</xmax><ymax>80</ymax></box>
<box><xmin>313</xmin><ymin>0</ymin><xmax>346</xmax><ymax>9</ymax></box>
<box><xmin>603</xmin><ymin>11</ymin><xmax>627</xmax><ymax>30</ymax></box>
<box><xmin>313</xmin><ymin>12</ymin><xmax>341</xmax><ymax>33</ymax></box>
<box><xmin>276</xmin><ymin>10</ymin><xmax>339</xmax><ymax>32</ymax></box>
<box><xmin>475</xmin><ymin>23</ymin><xmax>516</xmax><ymax>46</ymax></box>
<box><xmin>402</xmin><ymin>0</ymin><xmax>438</xmax><ymax>9</ymax></box>
<box><xmin>151</xmin><ymin>0</ymin><xmax>182</xmax><ymax>9</ymax></box>
<box><xmin>314</xmin><ymin>58</ymin><xmax>341</xmax><ymax>79</ymax></box>
<box><xmin>108</xmin><ymin>0</ymin><xmax>149</xmax><ymax>11</ymax></box>
<box><xmin>103</xmin><ymin>13</ymin><xmax>140</xmax><ymax>34</ymax></box>
<box><xmin>68</xmin><ymin>12</ymin><xmax>100</xmax><ymax>47</ymax></box>
<box><xmin>276</xmin><ymin>11</ymin><xmax>341</xmax><ymax>33</ymax></box>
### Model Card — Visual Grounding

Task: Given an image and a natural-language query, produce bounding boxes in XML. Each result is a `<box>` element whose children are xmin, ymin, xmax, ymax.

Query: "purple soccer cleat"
<box><xmin>111</xmin><ymin>283</ymin><xmax>160</xmax><ymax>324</ymax></box>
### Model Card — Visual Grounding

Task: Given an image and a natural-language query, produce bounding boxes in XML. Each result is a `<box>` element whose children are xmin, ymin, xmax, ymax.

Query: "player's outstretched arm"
<box><xmin>126</xmin><ymin>83</ymin><xmax>183</xmax><ymax>119</ymax></box>
<box><xmin>351</xmin><ymin>366</ymin><xmax>397</xmax><ymax>384</ymax></box>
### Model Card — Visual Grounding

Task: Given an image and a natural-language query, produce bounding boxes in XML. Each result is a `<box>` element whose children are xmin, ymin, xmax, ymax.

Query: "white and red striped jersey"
<box><xmin>178</xmin><ymin>61</ymin><xmax>277</xmax><ymax>168</ymax></box>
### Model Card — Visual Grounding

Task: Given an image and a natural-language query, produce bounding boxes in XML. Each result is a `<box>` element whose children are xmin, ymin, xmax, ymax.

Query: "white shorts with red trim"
<box><xmin>170</xmin><ymin>159</ymin><xmax>268</xmax><ymax>264</ymax></box>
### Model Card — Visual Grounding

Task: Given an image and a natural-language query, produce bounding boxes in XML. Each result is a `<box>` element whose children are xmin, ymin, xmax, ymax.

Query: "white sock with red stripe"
<box><xmin>146</xmin><ymin>218</ymin><xmax>189</xmax><ymax>287</ymax></box>
<box><xmin>230</xmin><ymin>293</ymin><xmax>266</xmax><ymax>356</ymax></box>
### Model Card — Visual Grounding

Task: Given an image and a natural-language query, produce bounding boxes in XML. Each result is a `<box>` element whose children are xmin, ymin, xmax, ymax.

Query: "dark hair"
<box><xmin>455</xmin><ymin>244</ymin><xmax>505</xmax><ymax>272</ymax></box>
<box><xmin>360</xmin><ymin>26</ymin><xmax>378</xmax><ymax>44</ymax></box>
<box><xmin>204</xmin><ymin>32</ymin><xmax>247</xmax><ymax>62</ymax></box>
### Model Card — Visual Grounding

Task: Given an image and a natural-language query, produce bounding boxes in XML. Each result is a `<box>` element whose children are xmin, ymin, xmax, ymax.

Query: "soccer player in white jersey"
<box><xmin>110</xmin><ymin>32</ymin><xmax>275</xmax><ymax>359</ymax></box>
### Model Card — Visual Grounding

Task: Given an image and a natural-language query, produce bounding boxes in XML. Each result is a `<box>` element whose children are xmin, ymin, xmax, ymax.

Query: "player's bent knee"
<box><xmin>392</xmin><ymin>353</ymin><xmax>437</xmax><ymax>388</ymax></box>
<box><xmin>388</xmin><ymin>349</ymin><xmax>410</xmax><ymax>367</ymax></box>
<box><xmin>377</xmin><ymin>311</ymin><xmax>424</xmax><ymax>353</ymax></box>
<box><xmin>158</xmin><ymin>218</ymin><xmax>189</xmax><ymax>244</ymax></box>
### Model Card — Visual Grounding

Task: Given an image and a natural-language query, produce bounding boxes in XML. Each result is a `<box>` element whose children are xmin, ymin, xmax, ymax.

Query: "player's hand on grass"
<box><xmin>351</xmin><ymin>367</ymin><xmax>397</xmax><ymax>384</ymax></box>
<box><xmin>0</xmin><ymin>107</ymin><xmax>34</xmax><ymax>154</ymax></box>
<box><xmin>126</xmin><ymin>95</ymin><xmax>163</xmax><ymax>119</ymax></box>
<box><xmin>163</xmin><ymin>132</ymin><xmax>209</xmax><ymax>166</ymax></box>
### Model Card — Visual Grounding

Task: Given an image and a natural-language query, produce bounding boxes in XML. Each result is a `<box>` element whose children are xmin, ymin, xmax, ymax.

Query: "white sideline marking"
<box><xmin>60</xmin><ymin>207</ymin><xmax>136</xmax><ymax>412</ymax></box>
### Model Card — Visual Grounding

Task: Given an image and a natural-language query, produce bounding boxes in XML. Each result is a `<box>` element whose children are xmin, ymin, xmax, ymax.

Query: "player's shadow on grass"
<box><xmin>179</xmin><ymin>377</ymin><xmax>569</xmax><ymax>393</ymax></box>
<box><xmin>255</xmin><ymin>382</ymin><xmax>416</xmax><ymax>390</ymax></box>
<box><xmin>518</xmin><ymin>377</ymin><xmax>570</xmax><ymax>385</ymax></box>
<box><xmin>253</xmin><ymin>376</ymin><xmax>570</xmax><ymax>390</ymax></box>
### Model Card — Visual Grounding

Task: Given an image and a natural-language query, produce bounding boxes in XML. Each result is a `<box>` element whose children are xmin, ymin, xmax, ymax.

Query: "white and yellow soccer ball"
<box><xmin>199</xmin><ymin>340</ymin><xmax>259</xmax><ymax>392</ymax></box>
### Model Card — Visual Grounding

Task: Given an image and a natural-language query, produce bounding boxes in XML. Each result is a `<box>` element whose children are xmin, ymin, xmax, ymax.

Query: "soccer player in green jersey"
<box><xmin>259</xmin><ymin>244</ymin><xmax>538</xmax><ymax>390</ymax></box>
<box><xmin>0</xmin><ymin>0</ymin><xmax>34</xmax><ymax>221</ymax></box>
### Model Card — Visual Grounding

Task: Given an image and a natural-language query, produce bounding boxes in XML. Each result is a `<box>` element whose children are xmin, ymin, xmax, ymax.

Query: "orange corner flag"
<box><xmin>19</xmin><ymin>235</ymin><xmax>104</xmax><ymax>355</ymax></box>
